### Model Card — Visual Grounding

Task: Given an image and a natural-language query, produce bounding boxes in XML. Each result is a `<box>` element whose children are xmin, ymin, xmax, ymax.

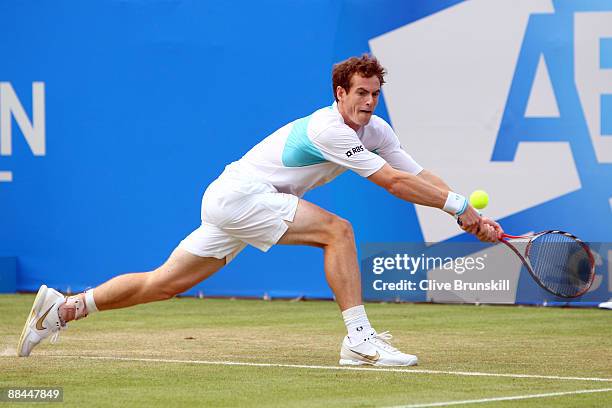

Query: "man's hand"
<box><xmin>481</xmin><ymin>217</ymin><xmax>504</xmax><ymax>241</ymax></box>
<box><xmin>458</xmin><ymin>210</ymin><xmax>504</xmax><ymax>243</ymax></box>
<box><xmin>457</xmin><ymin>206</ymin><xmax>481</xmax><ymax>234</ymax></box>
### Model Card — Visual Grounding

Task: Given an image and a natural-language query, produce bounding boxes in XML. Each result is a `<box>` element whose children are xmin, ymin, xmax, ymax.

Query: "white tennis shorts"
<box><xmin>179</xmin><ymin>167</ymin><xmax>299</xmax><ymax>263</ymax></box>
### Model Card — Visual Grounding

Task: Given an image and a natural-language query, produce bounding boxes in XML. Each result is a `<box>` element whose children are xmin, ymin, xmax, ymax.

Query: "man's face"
<box><xmin>337</xmin><ymin>74</ymin><xmax>381</xmax><ymax>131</ymax></box>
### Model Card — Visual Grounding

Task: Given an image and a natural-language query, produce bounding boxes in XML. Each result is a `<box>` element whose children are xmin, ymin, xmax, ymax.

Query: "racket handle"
<box><xmin>502</xmin><ymin>233</ymin><xmax>531</xmax><ymax>239</ymax></box>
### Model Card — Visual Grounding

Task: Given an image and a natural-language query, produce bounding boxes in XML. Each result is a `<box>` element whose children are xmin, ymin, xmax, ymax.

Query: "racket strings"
<box><xmin>526</xmin><ymin>233</ymin><xmax>592</xmax><ymax>297</ymax></box>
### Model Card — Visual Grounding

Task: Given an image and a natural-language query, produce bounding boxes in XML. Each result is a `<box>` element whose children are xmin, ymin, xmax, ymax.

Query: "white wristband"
<box><xmin>84</xmin><ymin>289</ymin><xmax>99</xmax><ymax>313</ymax></box>
<box><xmin>443</xmin><ymin>192</ymin><xmax>468</xmax><ymax>216</ymax></box>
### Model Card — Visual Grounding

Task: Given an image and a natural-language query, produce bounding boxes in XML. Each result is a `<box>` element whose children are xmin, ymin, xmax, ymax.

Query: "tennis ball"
<box><xmin>469</xmin><ymin>190</ymin><xmax>489</xmax><ymax>210</ymax></box>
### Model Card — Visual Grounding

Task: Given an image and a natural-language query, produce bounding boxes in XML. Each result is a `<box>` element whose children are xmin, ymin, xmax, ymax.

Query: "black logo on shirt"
<box><xmin>345</xmin><ymin>145</ymin><xmax>364</xmax><ymax>157</ymax></box>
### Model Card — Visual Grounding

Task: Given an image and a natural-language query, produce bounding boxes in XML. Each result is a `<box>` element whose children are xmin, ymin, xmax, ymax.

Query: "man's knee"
<box><xmin>325</xmin><ymin>215</ymin><xmax>355</xmax><ymax>244</ymax></box>
<box><xmin>144</xmin><ymin>269</ymin><xmax>183</xmax><ymax>301</ymax></box>
<box><xmin>141</xmin><ymin>250</ymin><xmax>224</xmax><ymax>302</ymax></box>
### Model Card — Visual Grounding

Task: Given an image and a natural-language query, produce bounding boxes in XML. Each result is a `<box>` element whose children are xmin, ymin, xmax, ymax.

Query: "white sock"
<box><xmin>342</xmin><ymin>305</ymin><xmax>374</xmax><ymax>344</ymax></box>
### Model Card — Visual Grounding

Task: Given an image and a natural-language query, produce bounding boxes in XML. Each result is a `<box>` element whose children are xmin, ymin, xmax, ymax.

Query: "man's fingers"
<box><xmin>476</xmin><ymin>227</ymin><xmax>488</xmax><ymax>241</ymax></box>
<box><xmin>477</xmin><ymin>217</ymin><xmax>504</xmax><ymax>241</ymax></box>
<box><xmin>464</xmin><ymin>221</ymin><xmax>479</xmax><ymax>234</ymax></box>
<box><xmin>488</xmin><ymin>226</ymin><xmax>499</xmax><ymax>242</ymax></box>
<box><xmin>458</xmin><ymin>208</ymin><xmax>497</xmax><ymax>239</ymax></box>
<box><xmin>475</xmin><ymin>224</ymin><xmax>497</xmax><ymax>242</ymax></box>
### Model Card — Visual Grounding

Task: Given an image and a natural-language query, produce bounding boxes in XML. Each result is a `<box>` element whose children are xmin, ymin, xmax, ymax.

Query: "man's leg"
<box><xmin>17</xmin><ymin>248</ymin><xmax>225</xmax><ymax>357</ymax></box>
<box><xmin>277</xmin><ymin>200</ymin><xmax>361</xmax><ymax>311</ymax></box>
<box><xmin>92</xmin><ymin>248</ymin><xmax>225</xmax><ymax>310</ymax></box>
<box><xmin>278</xmin><ymin>199</ymin><xmax>418</xmax><ymax>366</ymax></box>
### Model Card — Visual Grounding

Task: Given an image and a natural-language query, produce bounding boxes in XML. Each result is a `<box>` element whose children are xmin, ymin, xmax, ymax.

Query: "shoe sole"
<box><xmin>17</xmin><ymin>285</ymin><xmax>48</xmax><ymax>357</ymax></box>
<box><xmin>339</xmin><ymin>357</ymin><xmax>418</xmax><ymax>367</ymax></box>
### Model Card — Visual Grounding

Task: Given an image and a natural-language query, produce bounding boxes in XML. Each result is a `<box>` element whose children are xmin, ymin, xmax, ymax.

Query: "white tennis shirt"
<box><xmin>225</xmin><ymin>102</ymin><xmax>423</xmax><ymax>197</ymax></box>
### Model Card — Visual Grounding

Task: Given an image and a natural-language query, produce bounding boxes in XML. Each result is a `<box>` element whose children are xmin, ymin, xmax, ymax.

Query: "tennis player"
<box><xmin>18</xmin><ymin>54</ymin><xmax>502</xmax><ymax>365</ymax></box>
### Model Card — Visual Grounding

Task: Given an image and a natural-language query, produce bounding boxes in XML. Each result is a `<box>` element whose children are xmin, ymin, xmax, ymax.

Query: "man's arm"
<box><xmin>368</xmin><ymin>164</ymin><xmax>500</xmax><ymax>241</ymax></box>
<box><xmin>416</xmin><ymin>169</ymin><xmax>451</xmax><ymax>192</ymax></box>
<box><xmin>416</xmin><ymin>169</ymin><xmax>504</xmax><ymax>240</ymax></box>
<box><xmin>368</xmin><ymin>164</ymin><xmax>448</xmax><ymax>209</ymax></box>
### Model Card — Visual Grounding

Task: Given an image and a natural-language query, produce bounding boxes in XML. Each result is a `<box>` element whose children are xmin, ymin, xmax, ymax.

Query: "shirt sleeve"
<box><xmin>375</xmin><ymin>120</ymin><xmax>423</xmax><ymax>175</ymax></box>
<box><xmin>311</xmin><ymin>126</ymin><xmax>387</xmax><ymax>177</ymax></box>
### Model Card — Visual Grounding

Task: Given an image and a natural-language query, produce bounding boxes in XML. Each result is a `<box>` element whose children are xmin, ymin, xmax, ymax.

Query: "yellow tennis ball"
<box><xmin>469</xmin><ymin>190</ymin><xmax>489</xmax><ymax>209</ymax></box>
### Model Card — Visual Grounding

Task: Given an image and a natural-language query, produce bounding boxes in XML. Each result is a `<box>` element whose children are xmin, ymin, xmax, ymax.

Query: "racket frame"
<box><xmin>500</xmin><ymin>230</ymin><xmax>595</xmax><ymax>298</ymax></box>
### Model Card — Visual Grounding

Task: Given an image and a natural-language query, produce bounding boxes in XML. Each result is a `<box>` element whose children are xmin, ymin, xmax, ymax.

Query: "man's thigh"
<box><xmin>149</xmin><ymin>247</ymin><xmax>227</xmax><ymax>294</ymax></box>
<box><xmin>180</xmin><ymin>222</ymin><xmax>247</xmax><ymax>263</ymax></box>
<box><xmin>277</xmin><ymin>199</ymin><xmax>344</xmax><ymax>247</ymax></box>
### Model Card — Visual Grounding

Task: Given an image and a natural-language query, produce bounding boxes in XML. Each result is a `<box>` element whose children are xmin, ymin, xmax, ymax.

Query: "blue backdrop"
<box><xmin>1</xmin><ymin>0</ymin><xmax>610</xmax><ymax>304</ymax></box>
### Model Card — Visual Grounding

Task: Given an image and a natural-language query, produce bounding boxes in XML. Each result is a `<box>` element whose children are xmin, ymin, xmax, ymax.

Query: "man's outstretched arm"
<box><xmin>417</xmin><ymin>169</ymin><xmax>451</xmax><ymax>192</ymax></box>
<box><xmin>367</xmin><ymin>164</ymin><xmax>500</xmax><ymax>241</ymax></box>
<box><xmin>368</xmin><ymin>165</ymin><xmax>447</xmax><ymax>208</ymax></box>
<box><xmin>416</xmin><ymin>169</ymin><xmax>503</xmax><ymax>240</ymax></box>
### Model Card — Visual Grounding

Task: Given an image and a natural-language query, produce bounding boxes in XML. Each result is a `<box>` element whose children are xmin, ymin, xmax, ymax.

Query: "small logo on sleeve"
<box><xmin>345</xmin><ymin>145</ymin><xmax>365</xmax><ymax>157</ymax></box>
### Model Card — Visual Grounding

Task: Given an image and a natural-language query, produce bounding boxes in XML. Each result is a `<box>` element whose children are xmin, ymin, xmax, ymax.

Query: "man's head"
<box><xmin>332</xmin><ymin>54</ymin><xmax>386</xmax><ymax>130</ymax></box>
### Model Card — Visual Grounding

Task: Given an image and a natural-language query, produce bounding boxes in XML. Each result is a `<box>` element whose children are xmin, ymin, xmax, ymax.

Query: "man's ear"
<box><xmin>336</xmin><ymin>86</ymin><xmax>346</xmax><ymax>101</ymax></box>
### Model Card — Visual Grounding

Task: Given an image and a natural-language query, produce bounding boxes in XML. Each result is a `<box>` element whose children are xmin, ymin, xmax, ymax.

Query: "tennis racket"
<box><xmin>500</xmin><ymin>231</ymin><xmax>595</xmax><ymax>298</ymax></box>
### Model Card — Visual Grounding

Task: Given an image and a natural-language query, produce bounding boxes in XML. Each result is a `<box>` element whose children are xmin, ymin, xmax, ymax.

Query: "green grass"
<box><xmin>1</xmin><ymin>295</ymin><xmax>611</xmax><ymax>407</ymax></box>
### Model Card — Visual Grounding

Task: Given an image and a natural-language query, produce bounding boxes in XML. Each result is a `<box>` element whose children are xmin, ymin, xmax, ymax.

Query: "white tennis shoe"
<box><xmin>17</xmin><ymin>285</ymin><xmax>66</xmax><ymax>357</ymax></box>
<box><xmin>599</xmin><ymin>301</ymin><xmax>612</xmax><ymax>310</ymax></box>
<box><xmin>339</xmin><ymin>331</ymin><xmax>418</xmax><ymax>366</ymax></box>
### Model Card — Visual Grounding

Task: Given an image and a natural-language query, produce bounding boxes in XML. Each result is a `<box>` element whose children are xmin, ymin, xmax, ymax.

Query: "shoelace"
<box><xmin>50</xmin><ymin>303</ymin><xmax>68</xmax><ymax>344</ymax></box>
<box><xmin>49</xmin><ymin>331</ymin><xmax>61</xmax><ymax>344</ymax></box>
<box><xmin>369</xmin><ymin>331</ymin><xmax>399</xmax><ymax>353</ymax></box>
<box><xmin>50</xmin><ymin>321</ymin><xmax>68</xmax><ymax>344</ymax></box>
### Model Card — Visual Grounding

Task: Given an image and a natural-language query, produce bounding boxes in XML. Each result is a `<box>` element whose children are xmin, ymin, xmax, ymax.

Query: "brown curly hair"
<box><xmin>332</xmin><ymin>54</ymin><xmax>386</xmax><ymax>101</ymax></box>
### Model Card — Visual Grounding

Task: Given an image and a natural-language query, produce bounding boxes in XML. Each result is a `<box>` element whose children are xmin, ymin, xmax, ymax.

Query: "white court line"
<box><xmin>386</xmin><ymin>388</ymin><xmax>612</xmax><ymax>408</ymax></box>
<box><xmin>54</xmin><ymin>355</ymin><xmax>612</xmax><ymax>382</ymax></box>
